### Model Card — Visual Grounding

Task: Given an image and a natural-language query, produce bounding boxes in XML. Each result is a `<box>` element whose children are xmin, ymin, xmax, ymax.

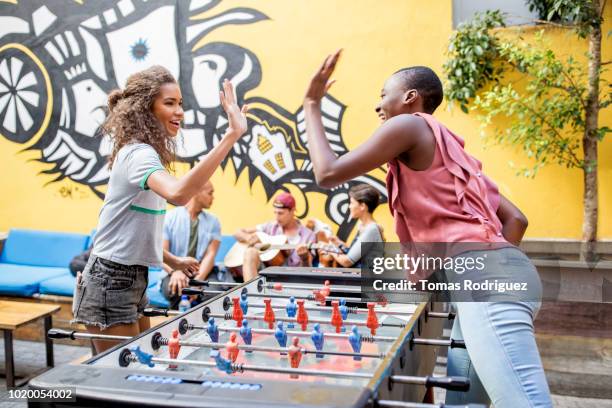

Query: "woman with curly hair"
<box><xmin>72</xmin><ymin>66</ymin><xmax>248</xmax><ymax>353</ymax></box>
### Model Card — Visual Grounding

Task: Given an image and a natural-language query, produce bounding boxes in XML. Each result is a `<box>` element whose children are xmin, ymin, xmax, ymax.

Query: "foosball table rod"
<box><xmin>202</xmin><ymin>310</ymin><xmax>406</xmax><ymax>329</ymax></box>
<box><xmin>376</xmin><ymin>401</ymin><xmax>484</xmax><ymax>408</ymax></box>
<box><xmin>48</xmin><ymin>329</ymin><xmax>381</xmax><ymax>359</ymax></box>
<box><xmin>118</xmin><ymin>348</ymin><xmax>471</xmax><ymax>391</ymax></box>
<box><xmin>177</xmin><ymin>319</ymin><xmax>466</xmax><ymax>349</ymax></box>
<box><xmin>189</xmin><ymin>278</ymin><xmax>362</xmax><ymax>294</ymax></box>
<box><xmin>178</xmin><ymin>319</ymin><xmax>397</xmax><ymax>342</ymax></box>
<box><xmin>145</xmin><ymin>305</ymin><xmax>454</xmax><ymax>319</ymax></box>
<box><xmin>183</xmin><ymin>287</ymin><xmax>373</xmax><ymax>305</ymax></box>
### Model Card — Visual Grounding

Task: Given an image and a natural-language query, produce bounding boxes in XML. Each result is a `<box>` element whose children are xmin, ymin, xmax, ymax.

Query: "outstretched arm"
<box><xmin>303</xmin><ymin>50</ymin><xmax>421</xmax><ymax>188</ymax></box>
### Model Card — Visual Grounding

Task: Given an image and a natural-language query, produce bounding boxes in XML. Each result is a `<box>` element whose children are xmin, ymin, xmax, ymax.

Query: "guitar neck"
<box><xmin>266</xmin><ymin>243</ymin><xmax>342</xmax><ymax>254</ymax></box>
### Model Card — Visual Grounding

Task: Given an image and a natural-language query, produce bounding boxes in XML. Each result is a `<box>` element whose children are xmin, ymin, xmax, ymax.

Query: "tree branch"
<box><xmin>512</xmin><ymin>97</ymin><xmax>583</xmax><ymax>167</ymax></box>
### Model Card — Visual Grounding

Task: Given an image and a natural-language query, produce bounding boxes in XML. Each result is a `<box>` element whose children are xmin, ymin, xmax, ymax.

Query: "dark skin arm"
<box><xmin>496</xmin><ymin>195</ymin><xmax>529</xmax><ymax>246</ymax></box>
<box><xmin>303</xmin><ymin>50</ymin><xmax>429</xmax><ymax>188</ymax></box>
<box><xmin>305</xmin><ymin>51</ymin><xmax>530</xmax><ymax>245</ymax></box>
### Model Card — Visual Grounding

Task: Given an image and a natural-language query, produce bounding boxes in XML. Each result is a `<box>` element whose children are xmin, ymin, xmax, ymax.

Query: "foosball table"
<box><xmin>29</xmin><ymin>267</ymin><xmax>476</xmax><ymax>408</ymax></box>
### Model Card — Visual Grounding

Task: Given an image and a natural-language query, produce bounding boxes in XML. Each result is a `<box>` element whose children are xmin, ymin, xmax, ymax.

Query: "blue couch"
<box><xmin>0</xmin><ymin>229</ymin><xmax>237</xmax><ymax>308</ymax></box>
<box><xmin>146</xmin><ymin>235</ymin><xmax>237</xmax><ymax>308</ymax></box>
<box><xmin>0</xmin><ymin>229</ymin><xmax>89</xmax><ymax>296</ymax></box>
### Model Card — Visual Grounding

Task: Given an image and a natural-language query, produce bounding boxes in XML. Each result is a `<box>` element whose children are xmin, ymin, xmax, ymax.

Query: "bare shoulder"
<box><xmin>381</xmin><ymin>114</ymin><xmax>429</xmax><ymax>135</ymax></box>
<box><xmin>375</xmin><ymin>114</ymin><xmax>431</xmax><ymax>147</ymax></box>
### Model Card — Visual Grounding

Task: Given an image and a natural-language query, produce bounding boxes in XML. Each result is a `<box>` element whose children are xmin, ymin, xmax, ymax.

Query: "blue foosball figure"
<box><xmin>286</xmin><ymin>297</ymin><xmax>297</xmax><ymax>329</ymax></box>
<box><xmin>239</xmin><ymin>319</ymin><xmax>253</xmax><ymax>353</ymax></box>
<box><xmin>274</xmin><ymin>321</ymin><xmax>288</xmax><ymax>355</ymax></box>
<box><xmin>240</xmin><ymin>292</ymin><xmax>249</xmax><ymax>315</ymax></box>
<box><xmin>131</xmin><ymin>346</ymin><xmax>155</xmax><ymax>367</ymax></box>
<box><xmin>210</xmin><ymin>349</ymin><xmax>233</xmax><ymax>374</ymax></box>
<box><xmin>339</xmin><ymin>299</ymin><xmax>349</xmax><ymax>332</ymax></box>
<box><xmin>311</xmin><ymin>323</ymin><xmax>325</xmax><ymax>358</ymax></box>
<box><xmin>207</xmin><ymin>317</ymin><xmax>219</xmax><ymax>343</ymax></box>
<box><xmin>348</xmin><ymin>325</ymin><xmax>362</xmax><ymax>361</ymax></box>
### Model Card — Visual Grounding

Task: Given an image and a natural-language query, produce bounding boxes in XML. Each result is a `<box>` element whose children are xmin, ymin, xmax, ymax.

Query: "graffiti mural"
<box><xmin>0</xmin><ymin>0</ymin><xmax>386</xmax><ymax>238</ymax></box>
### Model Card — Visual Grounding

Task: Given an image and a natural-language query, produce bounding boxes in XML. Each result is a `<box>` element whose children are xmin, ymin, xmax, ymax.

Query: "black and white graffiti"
<box><xmin>0</xmin><ymin>0</ymin><xmax>386</xmax><ymax>238</ymax></box>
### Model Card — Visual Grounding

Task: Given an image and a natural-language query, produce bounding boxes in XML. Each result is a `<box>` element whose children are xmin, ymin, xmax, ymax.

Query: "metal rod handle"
<box><xmin>47</xmin><ymin>329</ymin><xmax>130</xmax><ymax>341</ymax></box>
<box><xmin>377</xmin><ymin>400</ymin><xmax>484</xmax><ymax>408</ymax></box>
<box><xmin>390</xmin><ymin>375</ymin><xmax>470</xmax><ymax>392</ymax></box>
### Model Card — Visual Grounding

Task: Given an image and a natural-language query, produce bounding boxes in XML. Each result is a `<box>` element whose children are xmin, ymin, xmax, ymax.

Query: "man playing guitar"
<box><xmin>232</xmin><ymin>192</ymin><xmax>316</xmax><ymax>281</ymax></box>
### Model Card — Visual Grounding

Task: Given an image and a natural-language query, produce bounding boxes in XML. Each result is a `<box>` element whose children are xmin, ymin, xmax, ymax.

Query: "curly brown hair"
<box><xmin>103</xmin><ymin>65</ymin><xmax>177</xmax><ymax>169</ymax></box>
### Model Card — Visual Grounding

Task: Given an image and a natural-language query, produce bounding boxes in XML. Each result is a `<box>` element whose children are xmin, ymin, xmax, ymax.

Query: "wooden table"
<box><xmin>0</xmin><ymin>300</ymin><xmax>60</xmax><ymax>387</ymax></box>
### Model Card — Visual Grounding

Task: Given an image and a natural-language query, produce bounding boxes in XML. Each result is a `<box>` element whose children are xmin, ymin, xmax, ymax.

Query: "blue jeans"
<box><xmin>445</xmin><ymin>249</ymin><xmax>552</xmax><ymax>407</ymax></box>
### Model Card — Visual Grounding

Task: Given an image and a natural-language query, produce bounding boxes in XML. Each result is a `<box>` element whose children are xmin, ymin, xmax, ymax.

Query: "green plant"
<box><xmin>443</xmin><ymin>0</ymin><xmax>610</xmax><ymax>258</ymax></box>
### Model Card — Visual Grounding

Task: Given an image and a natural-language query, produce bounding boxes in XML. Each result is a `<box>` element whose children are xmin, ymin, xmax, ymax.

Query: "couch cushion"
<box><xmin>39</xmin><ymin>273</ymin><xmax>75</xmax><ymax>297</ymax></box>
<box><xmin>215</xmin><ymin>235</ymin><xmax>237</xmax><ymax>265</ymax></box>
<box><xmin>0</xmin><ymin>229</ymin><xmax>89</xmax><ymax>267</ymax></box>
<box><xmin>0</xmin><ymin>264</ymin><xmax>69</xmax><ymax>296</ymax></box>
<box><xmin>146</xmin><ymin>283</ymin><xmax>170</xmax><ymax>308</ymax></box>
<box><xmin>148</xmin><ymin>267</ymin><xmax>166</xmax><ymax>288</ymax></box>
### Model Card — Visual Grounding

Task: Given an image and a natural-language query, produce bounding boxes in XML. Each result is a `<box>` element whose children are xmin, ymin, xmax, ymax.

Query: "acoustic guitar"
<box><xmin>224</xmin><ymin>231</ymin><xmax>342</xmax><ymax>268</ymax></box>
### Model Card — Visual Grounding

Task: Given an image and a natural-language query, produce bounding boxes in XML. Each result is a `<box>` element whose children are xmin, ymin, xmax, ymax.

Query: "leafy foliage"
<box><xmin>443</xmin><ymin>10</ymin><xmax>505</xmax><ymax>113</ymax></box>
<box><xmin>443</xmin><ymin>5</ymin><xmax>610</xmax><ymax>177</ymax></box>
<box><xmin>526</xmin><ymin>0</ymin><xmax>602</xmax><ymax>37</ymax></box>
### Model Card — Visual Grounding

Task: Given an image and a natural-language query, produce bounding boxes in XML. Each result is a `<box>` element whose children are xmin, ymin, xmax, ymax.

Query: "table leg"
<box><xmin>3</xmin><ymin>329</ymin><xmax>14</xmax><ymax>388</ymax></box>
<box><xmin>44</xmin><ymin>316</ymin><xmax>54</xmax><ymax>367</ymax></box>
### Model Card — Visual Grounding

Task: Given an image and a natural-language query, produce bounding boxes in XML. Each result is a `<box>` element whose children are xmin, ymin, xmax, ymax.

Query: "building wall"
<box><xmin>0</xmin><ymin>0</ymin><xmax>610</xmax><ymax>240</ymax></box>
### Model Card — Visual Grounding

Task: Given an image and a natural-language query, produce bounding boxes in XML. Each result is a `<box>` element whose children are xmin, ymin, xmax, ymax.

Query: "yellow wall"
<box><xmin>0</xmin><ymin>0</ymin><xmax>610</xmax><ymax>240</ymax></box>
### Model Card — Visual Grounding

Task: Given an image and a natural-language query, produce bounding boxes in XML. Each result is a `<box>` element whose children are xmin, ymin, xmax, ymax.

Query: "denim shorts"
<box><xmin>72</xmin><ymin>255</ymin><xmax>149</xmax><ymax>329</ymax></box>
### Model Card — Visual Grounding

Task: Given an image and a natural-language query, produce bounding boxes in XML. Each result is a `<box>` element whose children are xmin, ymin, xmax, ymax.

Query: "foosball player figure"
<box><xmin>331</xmin><ymin>300</ymin><xmax>343</xmax><ymax>333</ymax></box>
<box><xmin>207</xmin><ymin>317</ymin><xmax>219</xmax><ymax>343</ymax></box>
<box><xmin>321</xmin><ymin>280</ymin><xmax>331</xmax><ymax>298</ymax></box>
<box><xmin>288</xmin><ymin>337</ymin><xmax>303</xmax><ymax>379</ymax></box>
<box><xmin>132</xmin><ymin>346</ymin><xmax>155</xmax><ymax>368</ymax></box>
<box><xmin>348</xmin><ymin>326</ymin><xmax>362</xmax><ymax>361</ymax></box>
<box><xmin>339</xmin><ymin>298</ymin><xmax>349</xmax><ymax>332</ymax></box>
<box><xmin>210</xmin><ymin>349</ymin><xmax>233</xmax><ymax>374</ymax></box>
<box><xmin>240</xmin><ymin>292</ymin><xmax>249</xmax><ymax>315</ymax></box>
<box><xmin>232</xmin><ymin>297</ymin><xmax>244</xmax><ymax>327</ymax></box>
<box><xmin>286</xmin><ymin>296</ymin><xmax>297</xmax><ymax>329</ymax></box>
<box><xmin>296</xmin><ymin>299</ymin><xmax>309</xmax><ymax>331</ymax></box>
<box><xmin>239</xmin><ymin>319</ymin><xmax>253</xmax><ymax>353</ymax></box>
<box><xmin>313</xmin><ymin>289</ymin><xmax>326</xmax><ymax>306</ymax></box>
<box><xmin>311</xmin><ymin>323</ymin><xmax>325</xmax><ymax>358</ymax></box>
<box><xmin>225</xmin><ymin>332</ymin><xmax>240</xmax><ymax>362</ymax></box>
<box><xmin>263</xmin><ymin>298</ymin><xmax>276</xmax><ymax>329</ymax></box>
<box><xmin>274</xmin><ymin>321</ymin><xmax>288</xmax><ymax>355</ymax></box>
<box><xmin>366</xmin><ymin>302</ymin><xmax>379</xmax><ymax>335</ymax></box>
<box><xmin>168</xmin><ymin>329</ymin><xmax>181</xmax><ymax>369</ymax></box>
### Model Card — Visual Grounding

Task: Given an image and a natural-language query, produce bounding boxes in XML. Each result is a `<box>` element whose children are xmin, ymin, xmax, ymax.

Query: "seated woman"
<box><xmin>327</xmin><ymin>184</ymin><xmax>384</xmax><ymax>267</ymax></box>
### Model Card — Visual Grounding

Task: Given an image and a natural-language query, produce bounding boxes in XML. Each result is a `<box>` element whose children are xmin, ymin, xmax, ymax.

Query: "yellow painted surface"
<box><xmin>0</xmin><ymin>1</ymin><xmax>610</xmax><ymax>240</ymax></box>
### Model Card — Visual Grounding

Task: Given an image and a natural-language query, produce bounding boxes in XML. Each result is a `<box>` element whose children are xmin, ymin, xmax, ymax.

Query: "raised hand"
<box><xmin>305</xmin><ymin>49</ymin><xmax>342</xmax><ymax>103</ymax></box>
<box><xmin>219</xmin><ymin>79</ymin><xmax>249</xmax><ymax>137</ymax></box>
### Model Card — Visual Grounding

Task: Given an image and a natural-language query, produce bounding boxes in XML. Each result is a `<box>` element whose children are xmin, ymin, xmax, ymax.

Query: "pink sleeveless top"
<box><xmin>386</xmin><ymin>113</ymin><xmax>507</xmax><ymax>244</ymax></box>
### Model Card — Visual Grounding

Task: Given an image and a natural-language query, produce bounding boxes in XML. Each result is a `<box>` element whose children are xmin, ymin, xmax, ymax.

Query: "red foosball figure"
<box><xmin>225</xmin><ymin>332</ymin><xmax>240</xmax><ymax>362</ymax></box>
<box><xmin>313</xmin><ymin>289</ymin><xmax>326</xmax><ymax>306</ymax></box>
<box><xmin>366</xmin><ymin>302</ymin><xmax>379</xmax><ymax>336</ymax></box>
<box><xmin>296</xmin><ymin>299</ymin><xmax>309</xmax><ymax>331</ymax></box>
<box><xmin>168</xmin><ymin>329</ymin><xmax>181</xmax><ymax>369</ymax></box>
<box><xmin>288</xmin><ymin>337</ymin><xmax>302</xmax><ymax>379</ymax></box>
<box><xmin>232</xmin><ymin>297</ymin><xmax>243</xmax><ymax>327</ymax></box>
<box><xmin>263</xmin><ymin>298</ymin><xmax>276</xmax><ymax>329</ymax></box>
<box><xmin>321</xmin><ymin>280</ymin><xmax>331</xmax><ymax>298</ymax></box>
<box><xmin>330</xmin><ymin>300</ymin><xmax>343</xmax><ymax>333</ymax></box>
